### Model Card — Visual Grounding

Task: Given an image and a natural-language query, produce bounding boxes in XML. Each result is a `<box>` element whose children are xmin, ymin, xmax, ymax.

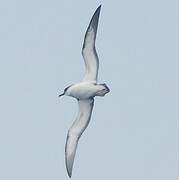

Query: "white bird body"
<box><xmin>59</xmin><ymin>5</ymin><xmax>110</xmax><ymax>178</ymax></box>
<box><xmin>66</xmin><ymin>82</ymin><xmax>109</xmax><ymax>99</ymax></box>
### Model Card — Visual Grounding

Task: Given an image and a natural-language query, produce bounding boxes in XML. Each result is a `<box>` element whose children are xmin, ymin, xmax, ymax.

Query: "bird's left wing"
<box><xmin>65</xmin><ymin>98</ymin><xmax>94</xmax><ymax>178</ymax></box>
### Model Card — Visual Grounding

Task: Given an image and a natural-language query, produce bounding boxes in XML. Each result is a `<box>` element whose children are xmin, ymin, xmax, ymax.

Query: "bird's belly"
<box><xmin>70</xmin><ymin>89</ymin><xmax>96</xmax><ymax>99</ymax></box>
<box><xmin>68</xmin><ymin>83</ymin><xmax>96</xmax><ymax>99</ymax></box>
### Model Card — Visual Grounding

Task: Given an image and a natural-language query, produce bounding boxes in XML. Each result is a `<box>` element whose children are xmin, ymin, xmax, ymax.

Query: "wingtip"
<box><xmin>94</xmin><ymin>5</ymin><xmax>102</xmax><ymax>17</ymax></box>
<box><xmin>65</xmin><ymin>135</ymin><xmax>77</xmax><ymax>178</ymax></box>
<box><xmin>67</xmin><ymin>168</ymin><xmax>72</xmax><ymax>178</ymax></box>
<box><xmin>66</xmin><ymin>156</ymin><xmax>73</xmax><ymax>178</ymax></box>
<box><xmin>90</xmin><ymin>5</ymin><xmax>102</xmax><ymax>26</ymax></box>
<box><xmin>98</xmin><ymin>4</ymin><xmax>102</xmax><ymax>10</ymax></box>
<box><xmin>83</xmin><ymin>4</ymin><xmax>102</xmax><ymax>48</ymax></box>
<box><xmin>65</xmin><ymin>150</ymin><xmax>73</xmax><ymax>178</ymax></box>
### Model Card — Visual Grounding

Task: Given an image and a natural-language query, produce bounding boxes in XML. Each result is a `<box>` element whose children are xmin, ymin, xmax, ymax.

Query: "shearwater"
<box><xmin>59</xmin><ymin>5</ymin><xmax>110</xmax><ymax>178</ymax></box>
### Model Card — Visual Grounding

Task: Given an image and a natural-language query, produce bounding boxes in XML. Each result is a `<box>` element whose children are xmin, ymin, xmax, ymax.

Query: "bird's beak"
<box><xmin>58</xmin><ymin>92</ymin><xmax>65</xmax><ymax>97</ymax></box>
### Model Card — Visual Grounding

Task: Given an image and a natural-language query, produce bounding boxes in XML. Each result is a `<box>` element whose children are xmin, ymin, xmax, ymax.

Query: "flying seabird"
<box><xmin>59</xmin><ymin>5</ymin><xmax>110</xmax><ymax>178</ymax></box>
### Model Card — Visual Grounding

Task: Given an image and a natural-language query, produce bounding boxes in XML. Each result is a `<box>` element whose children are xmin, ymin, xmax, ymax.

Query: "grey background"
<box><xmin>0</xmin><ymin>0</ymin><xmax>179</xmax><ymax>179</ymax></box>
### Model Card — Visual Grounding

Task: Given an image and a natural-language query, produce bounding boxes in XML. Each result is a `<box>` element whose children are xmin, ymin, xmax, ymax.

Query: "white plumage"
<box><xmin>59</xmin><ymin>5</ymin><xmax>110</xmax><ymax>178</ymax></box>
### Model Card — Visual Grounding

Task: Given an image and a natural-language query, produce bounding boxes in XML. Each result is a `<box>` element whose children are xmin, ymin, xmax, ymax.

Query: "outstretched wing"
<box><xmin>82</xmin><ymin>5</ymin><xmax>101</xmax><ymax>83</ymax></box>
<box><xmin>65</xmin><ymin>98</ymin><xmax>94</xmax><ymax>178</ymax></box>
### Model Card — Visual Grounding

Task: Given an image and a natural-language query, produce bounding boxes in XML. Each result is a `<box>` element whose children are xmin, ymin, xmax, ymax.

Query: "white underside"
<box><xmin>65</xmin><ymin>5</ymin><xmax>108</xmax><ymax>178</ymax></box>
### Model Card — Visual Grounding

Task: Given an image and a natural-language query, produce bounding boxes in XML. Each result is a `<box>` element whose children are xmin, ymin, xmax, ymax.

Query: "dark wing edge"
<box><xmin>82</xmin><ymin>5</ymin><xmax>101</xmax><ymax>50</ymax></box>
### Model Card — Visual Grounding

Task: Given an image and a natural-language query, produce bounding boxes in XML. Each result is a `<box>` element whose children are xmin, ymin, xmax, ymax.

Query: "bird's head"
<box><xmin>58</xmin><ymin>85</ymin><xmax>72</xmax><ymax>97</ymax></box>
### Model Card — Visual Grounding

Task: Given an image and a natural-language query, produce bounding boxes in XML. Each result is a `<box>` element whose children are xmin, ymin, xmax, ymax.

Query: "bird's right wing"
<box><xmin>82</xmin><ymin>5</ymin><xmax>101</xmax><ymax>83</ymax></box>
<box><xmin>65</xmin><ymin>98</ymin><xmax>94</xmax><ymax>178</ymax></box>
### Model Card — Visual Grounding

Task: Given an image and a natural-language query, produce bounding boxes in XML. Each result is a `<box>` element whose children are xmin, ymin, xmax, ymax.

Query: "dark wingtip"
<box><xmin>67</xmin><ymin>169</ymin><xmax>72</xmax><ymax>178</ymax></box>
<box><xmin>65</xmin><ymin>137</ymin><xmax>73</xmax><ymax>178</ymax></box>
<box><xmin>98</xmin><ymin>4</ymin><xmax>102</xmax><ymax>10</ymax></box>
<box><xmin>82</xmin><ymin>5</ymin><xmax>102</xmax><ymax>49</ymax></box>
<box><xmin>92</xmin><ymin>5</ymin><xmax>101</xmax><ymax>22</ymax></box>
<box><xmin>88</xmin><ymin>5</ymin><xmax>102</xmax><ymax>31</ymax></box>
<box><xmin>66</xmin><ymin>158</ymin><xmax>73</xmax><ymax>178</ymax></box>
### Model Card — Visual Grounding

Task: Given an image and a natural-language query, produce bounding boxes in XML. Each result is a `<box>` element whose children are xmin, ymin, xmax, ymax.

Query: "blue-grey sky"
<box><xmin>0</xmin><ymin>0</ymin><xmax>179</xmax><ymax>179</ymax></box>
